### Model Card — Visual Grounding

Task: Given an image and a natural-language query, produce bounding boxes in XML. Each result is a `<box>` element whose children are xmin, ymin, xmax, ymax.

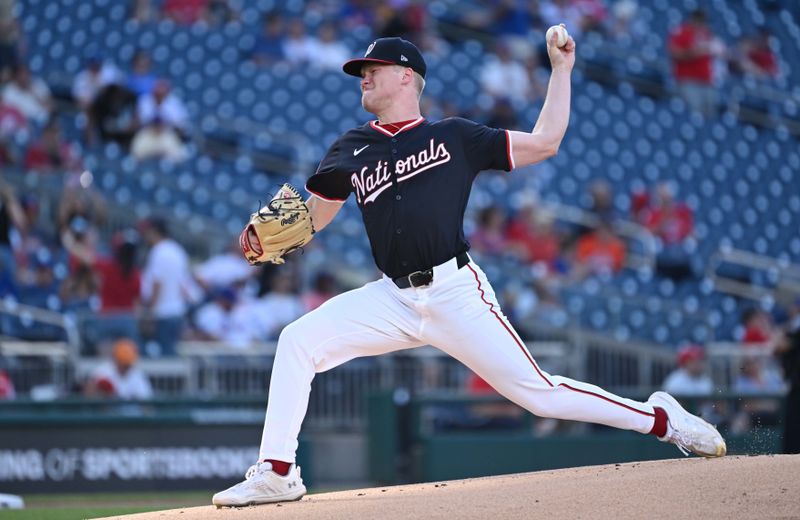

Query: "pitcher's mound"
<box><xmin>101</xmin><ymin>455</ymin><xmax>800</xmax><ymax>520</ymax></box>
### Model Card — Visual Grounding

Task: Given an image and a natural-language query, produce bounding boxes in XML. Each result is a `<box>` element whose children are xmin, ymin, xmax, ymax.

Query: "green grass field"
<box><xmin>0</xmin><ymin>491</ymin><xmax>214</xmax><ymax>520</ymax></box>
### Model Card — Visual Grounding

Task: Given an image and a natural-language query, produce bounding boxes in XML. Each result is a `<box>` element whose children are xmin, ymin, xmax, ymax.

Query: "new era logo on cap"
<box><xmin>343</xmin><ymin>37</ymin><xmax>427</xmax><ymax>78</ymax></box>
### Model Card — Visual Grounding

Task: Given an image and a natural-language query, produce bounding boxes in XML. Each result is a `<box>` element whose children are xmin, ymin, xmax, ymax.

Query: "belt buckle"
<box><xmin>408</xmin><ymin>269</ymin><xmax>433</xmax><ymax>287</ymax></box>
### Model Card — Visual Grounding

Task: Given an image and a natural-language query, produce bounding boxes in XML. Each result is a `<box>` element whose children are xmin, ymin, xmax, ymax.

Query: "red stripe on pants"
<box><xmin>467</xmin><ymin>264</ymin><xmax>654</xmax><ymax>418</ymax></box>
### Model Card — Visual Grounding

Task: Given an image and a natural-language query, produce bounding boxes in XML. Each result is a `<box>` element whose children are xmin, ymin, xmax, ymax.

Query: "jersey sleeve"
<box><xmin>306</xmin><ymin>138</ymin><xmax>351</xmax><ymax>202</ymax></box>
<box><xmin>453</xmin><ymin>117</ymin><xmax>514</xmax><ymax>173</ymax></box>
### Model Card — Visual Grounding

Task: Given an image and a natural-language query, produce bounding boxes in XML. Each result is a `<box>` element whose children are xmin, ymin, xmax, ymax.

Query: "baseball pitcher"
<box><xmin>214</xmin><ymin>29</ymin><xmax>725</xmax><ymax>507</ymax></box>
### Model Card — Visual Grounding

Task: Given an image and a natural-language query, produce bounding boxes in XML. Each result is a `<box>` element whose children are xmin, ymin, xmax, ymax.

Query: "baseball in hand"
<box><xmin>546</xmin><ymin>25</ymin><xmax>569</xmax><ymax>48</ymax></box>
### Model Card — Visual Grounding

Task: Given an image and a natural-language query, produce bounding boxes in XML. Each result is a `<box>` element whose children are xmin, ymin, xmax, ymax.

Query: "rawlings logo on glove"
<box><xmin>239</xmin><ymin>184</ymin><xmax>315</xmax><ymax>265</ymax></box>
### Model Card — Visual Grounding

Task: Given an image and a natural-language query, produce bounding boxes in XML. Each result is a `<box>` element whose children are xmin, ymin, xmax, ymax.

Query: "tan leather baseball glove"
<box><xmin>239</xmin><ymin>184</ymin><xmax>315</xmax><ymax>265</ymax></box>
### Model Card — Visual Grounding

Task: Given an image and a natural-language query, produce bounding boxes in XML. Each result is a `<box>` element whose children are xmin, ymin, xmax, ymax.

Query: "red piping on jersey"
<box><xmin>505</xmin><ymin>130</ymin><xmax>515</xmax><ymax>170</ymax></box>
<box><xmin>466</xmin><ymin>264</ymin><xmax>553</xmax><ymax>387</ymax></box>
<box><xmin>466</xmin><ymin>263</ymin><xmax>655</xmax><ymax>418</ymax></box>
<box><xmin>369</xmin><ymin>117</ymin><xmax>425</xmax><ymax>137</ymax></box>
<box><xmin>306</xmin><ymin>186</ymin><xmax>347</xmax><ymax>203</ymax></box>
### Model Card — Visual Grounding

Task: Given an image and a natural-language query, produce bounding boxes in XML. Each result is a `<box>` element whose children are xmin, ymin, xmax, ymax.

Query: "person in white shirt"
<box><xmin>130</xmin><ymin>117</ymin><xmax>188</xmax><ymax>162</ymax></box>
<box><xmin>136</xmin><ymin>80</ymin><xmax>190</xmax><ymax>136</ymax></box>
<box><xmin>253</xmin><ymin>271</ymin><xmax>305</xmax><ymax>341</ymax></box>
<box><xmin>194</xmin><ymin>239</ymin><xmax>252</xmax><ymax>290</ymax></box>
<box><xmin>86</xmin><ymin>338</ymin><xmax>153</xmax><ymax>400</ymax></box>
<box><xmin>311</xmin><ymin>23</ymin><xmax>350</xmax><ymax>70</ymax></box>
<box><xmin>662</xmin><ymin>344</ymin><xmax>714</xmax><ymax>396</ymax></box>
<box><xmin>140</xmin><ymin>217</ymin><xmax>193</xmax><ymax>356</ymax></box>
<box><xmin>480</xmin><ymin>41</ymin><xmax>531</xmax><ymax>103</ymax></box>
<box><xmin>282</xmin><ymin>19</ymin><xmax>316</xmax><ymax>66</ymax></box>
<box><xmin>2</xmin><ymin>63</ymin><xmax>52</xmax><ymax>125</ymax></box>
<box><xmin>72</xmin><ymin>55</ymin><xmax>122</xmax><ymax>110</ymax></box>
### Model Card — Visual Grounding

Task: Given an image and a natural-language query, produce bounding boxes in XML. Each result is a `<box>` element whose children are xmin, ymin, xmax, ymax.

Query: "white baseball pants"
<box><xmin>259</xmin><ymin>257</ymin><xmax>656</xmax><ymax>462</ymax></box>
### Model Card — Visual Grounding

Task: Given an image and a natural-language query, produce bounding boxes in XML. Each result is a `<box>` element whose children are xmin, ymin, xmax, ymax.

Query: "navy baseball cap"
<box><xmin>343</xmin><ymin>37</ymin><xmax>427</xmax><ymax>79</ymax></box>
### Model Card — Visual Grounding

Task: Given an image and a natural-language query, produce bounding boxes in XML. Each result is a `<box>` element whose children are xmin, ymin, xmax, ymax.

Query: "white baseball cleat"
<box><xmin>212</xmin><ymin>461</ymin><xmax>306</xmax><ymax>507</ymax></box>
<box><xmin>648</xmin><ymin>391</ymin><xmax>727</xmax><ymax>458</ymax></box>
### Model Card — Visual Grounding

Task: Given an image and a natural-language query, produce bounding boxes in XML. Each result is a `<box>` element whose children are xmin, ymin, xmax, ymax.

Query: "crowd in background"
<box><xmin>0</xmin><ymin>0</ymin><xmax>795</xmax><ymax>407</ymax></box>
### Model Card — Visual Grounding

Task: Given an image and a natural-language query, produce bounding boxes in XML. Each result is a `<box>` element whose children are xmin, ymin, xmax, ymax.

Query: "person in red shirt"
<box><xmin>24</xmin><ymin>118</ymin><xmax>82</xmax><ymax>173</ymax></box>
<box><xmin>61</xmin><ymin>227</ymin><xmax>142</xmax><ymax>350</ymax></box>
<box><xmin>668</xmin><ymin>9</ymin><xmax>724</xmax><ymax>116</ymax></box>
<box><xmin>732</xmin><ymin>28</ymin><xmax>779</xmax><ymax>80</ymax></box>
<box><xmin>506</xmin><ymin>204</ymin><xmax>562</xmax><ymax>271</ymax></box>
<box><xmin>644</xmin><ymin>183</ymin><xmax>694</xmax><ymax>246</ymax></box>
<box><xmin>642</xmin><ymin>183</ymin><xmax>695</xmax><ymax>280</ymax></box>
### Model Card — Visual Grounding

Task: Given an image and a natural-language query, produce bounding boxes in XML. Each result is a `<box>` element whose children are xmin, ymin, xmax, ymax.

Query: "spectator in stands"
<box><xmin>72</xmin><ymin>54</ymin><xmax>122</xmax><ymax>112</ymax></box>
<box><xmin>249</xmin><ymin>13</ymin><xmax>286</xmax><ymax>67</ymax></box>
<box><xmin>735</xmin><ymin>355</ymin><xmax>785</xmax><ymax>395</ymax></box>
<box><xmin>191</xmin><ymin>286</ymin><xmax>259</xmax><ymax>347</ymax></box>
<box><xmin>130</xmin><ymin>117</ymin><xmax>188</xmax><ymax>162</ymax></box>
<box><xmin>338</xmin><ymin>0</ymin><xmax>377</xmax><ymax>31</ymax></box>
<box><xmin>136</xmin><ymin>80</ymin><xmax>190</xmax><ymax>137</ymax></box>
<box><xmin>253</xmin><ymin>270</ymin><xmax>304</xmax><ymax>341</ymax></box>
<box><xmin>61</xmin><ymin>227</ymin><xmax>141</xmax><ymax>349</ymax></box>
<box><xmin>192</xmin><ymin>286</ymin><xmax>237</xmax><ymax>341</ymax></box>
<box><xmin>731</xmin><ymin>353</ymin><xmax>785</xmax><ymax>433</ymax></box>
<box><xmin>540</xmin><ymin>0</ymin><xmax>584</xmax><ymax>40</ymax></box>
<box><xmin>643</xmin><ymin>183</ymin><xmax>693</xmax><ymax>245</ymax></box>
<box><xmin>0</xmin><ymin>181</ymin><xmax>26</xmax><ymax>284</ymax></box>
<box><xmin>59</xmin><ymin>261</ymin><xmax>97</xmax><ymax>313</ymax></box>
<box><xmin>140</xmin><ymin>216</ymin><xmax>192</xmax><ymax>357</ymax></box>
<box><xmin>0</xmin><ymin>366</ymin><xmax>14</xmax><ymax>399</ymax></box>
<box><xmin>194</xmin><ymin>238</ymin><xmax>252</xmax><ymax>292</ymax></box>
<box><xmin>17</xmin><ymin>248</ymin><xmax>59</xmax><ymax>309</ymax></box>
<box><xmin>668</xmin><ymin>9</ymin><xmax>725</xmax><ymax>117</ymax></box>
<box><xmin>312</xmin><ymin>23</ymin><xmax>350</xmax><ymax>71</ymax></box>
<box><xmin>205</xmin><ymin>0</ymin><xmax>238</xmax><ymax>25</ymax></box>
<box><xmin>739</xmin><ymin>307</ymin><xmax>783</xmax><ymax>348</ymax></box>
<box><xmin>569</xmin><ymin>179</ymin><xmax>618</xmax><ymax>243</ymax></box>
<box><xmin>1</xmin><ymin>63</ymin><xmax>53</xmax><ymax>126</ymax></box>
<box><xmin>0</xmin><ymin>0</ymin><xmax>21</xmax><ymax>84</ymax></box>
<box><xmin>161</xmin><ymin>0</ymin><xmax>207</xmax><ymax>25</ymax></box>
<box><xmin>572</xmin><ymin>218</ymin><xmax>626</xmax><ymax>278</ymax></box>
<box><xmin>586</xmin><ymin>180</ymin><xmax>616</xmax><ymax>223</ymax></box>
<box><xmin>573</xmin><ymin>0</ymin><xmax>608</xmax><ymax>35</ymax></box>
<box><xmin>126</xmin><ymin>50</ymin><xmax>158</xmax><ymax>97</ymax></box>
<box><xmin>130</xmin><ymin>0</ymin><xmax>157</xmax><ymax>24</ymax></box>
<box><xmin>283</xmin><ymin>19</ymin><xmax>316</xmax><ymax>67</ymax></box>
<box><xmin>480</xmin><ymin>41</ymin><xmax>531</xmax><ymax>103</ymax></box>
<box><xmin>506</xmin><ymin>204</ymin><xmax>562</xmax><ymax>272</ymax></box>
<box><xmin>302</xmin><ymin>271</ymin><xmax>338</xmax><ymax>312</ymax></box>
<box><xmin>57</xmin><ymin>186</ymin><xmax>106</xmax><ymax>248</ymax></box>
<box><xmin>470</xmin><ymin>205</ymin><xmax>509</xmax><ymax>257</ymax></box>
<box><xmin>85</xmin><ymin>338</ymin><xmax>153</xmax><ymax>399</ymax></box>
<box><xmin>486</xmin><ymin>97</ymin><xmax>520</xmax><ymax>130</ymax></box>
<box><xmin>662</xmin><ymin>344</ymin><xmax>714</xmax><ymax>396</ymax></box>
<box><xmin>378</xmin><ymin>0</ymin><xmax>428</xmax><ymax>42</ymax></box>
<box><xmin>643</xmin><ymin>183</ymin><xmax>694</xmax><ymax>280</ymax></box>
<box><xmin>23</xmin><ymin>118</ymin><xmax>82</xmax><ymax>173</ymax></box>
<box><xmin>607</xmin><ymin>0</ymin><xmax>645</xmax><ymax>42</ymax></box>
<box><xmin>731</xmin><ymin>28</ymin><xmax>779</xmax><ymax>80</ymax></box>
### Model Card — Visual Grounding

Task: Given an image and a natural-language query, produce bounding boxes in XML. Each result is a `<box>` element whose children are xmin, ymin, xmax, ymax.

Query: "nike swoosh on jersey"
<box><xmin>353</xmin><ymin>145</ymin><xmax>370</xmax><ymax>156</ymax></box>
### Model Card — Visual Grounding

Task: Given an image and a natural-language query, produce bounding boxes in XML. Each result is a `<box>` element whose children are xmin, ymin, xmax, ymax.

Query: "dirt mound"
<box><xmin>100</xmin><ymin>455</ymin><xmax>800</xmax><ymax>520</ymax></box>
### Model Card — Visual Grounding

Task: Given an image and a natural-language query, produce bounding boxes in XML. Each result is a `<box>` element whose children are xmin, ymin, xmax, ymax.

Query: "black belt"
<box><xmin>392</xmin><ymin>252</ymin><xmax>470</xmax><ymax>289</ymax></box>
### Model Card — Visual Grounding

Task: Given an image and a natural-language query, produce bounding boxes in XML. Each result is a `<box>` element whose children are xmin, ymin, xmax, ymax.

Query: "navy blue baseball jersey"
<box><xmin>306</xmin><ymin>117</ymin><xmax>514</xmax><ymax>279</ymax></box>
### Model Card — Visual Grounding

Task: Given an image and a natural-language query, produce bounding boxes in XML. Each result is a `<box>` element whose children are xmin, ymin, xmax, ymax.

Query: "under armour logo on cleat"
<box><xmin>354</xmin><ymin>145</ymin><xmax>369</xmax><ymax>156</ymax></box>
<box><xmin>400</xmin><ymin>54</ymin><xmax>408</xmax><ymax>62</ymax></box>
<box><xmin>288</xmin><ymin>481</ymin><xmax>297</xmax><ymax>488</ymax></box>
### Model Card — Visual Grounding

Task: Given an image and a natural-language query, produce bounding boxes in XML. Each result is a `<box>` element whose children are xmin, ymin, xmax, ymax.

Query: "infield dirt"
<box><xmin>99</xmin><ymin>454</ymin><xmax>800</xmax><ymax>520</ymax></box>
